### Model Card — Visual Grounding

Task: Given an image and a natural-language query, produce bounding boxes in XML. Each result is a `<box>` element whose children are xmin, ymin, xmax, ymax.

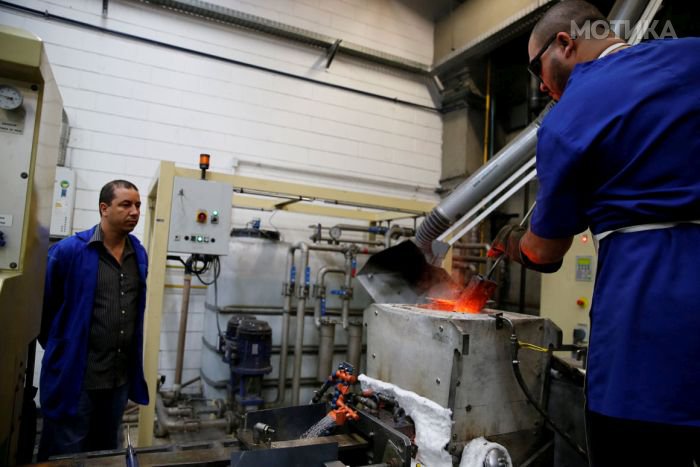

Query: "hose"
<box><xmin>494</xmin><ymin>314</ymin><xmax>588</xmax><ymax>462</ymax></box>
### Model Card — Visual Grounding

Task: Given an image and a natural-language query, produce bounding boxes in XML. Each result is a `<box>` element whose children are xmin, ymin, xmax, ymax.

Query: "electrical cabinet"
<box><xmin>167</xmin><ymin>177</ymin><xmax>232</xmax><ymax>255</ymax></box>
<box><xmin>540</xmin><ymin>231</ymin><xmax>596</xmax><ymax>346</ymax></box>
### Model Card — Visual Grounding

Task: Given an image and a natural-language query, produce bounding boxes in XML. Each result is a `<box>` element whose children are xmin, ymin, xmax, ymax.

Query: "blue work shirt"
<box><xmin>531</xmin><ymin>38</ymin><xmax>700</xmax><ymax>426</ymax></box>
<box><xmin>40</xmin><ymin>225</ymin><xmax>150</xmax><ymax>419</ymax></box>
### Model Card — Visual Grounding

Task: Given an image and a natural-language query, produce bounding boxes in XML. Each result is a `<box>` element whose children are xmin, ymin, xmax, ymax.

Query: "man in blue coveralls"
<box><xmin>488</xmin><ymin>1</ymin><xmax>700</xmax><ymax>465</ymax></box>
<box><xmin>38</xmin><ymin>180</ymin><xmax>149</xmax><ymax>460</ymax></box>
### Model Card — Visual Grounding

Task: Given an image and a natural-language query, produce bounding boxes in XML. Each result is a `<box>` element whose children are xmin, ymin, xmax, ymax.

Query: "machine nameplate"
<box><xmin>0</xmin><ymin>110</ymin><xmax>25</xmax><ymax>135</ymax></box>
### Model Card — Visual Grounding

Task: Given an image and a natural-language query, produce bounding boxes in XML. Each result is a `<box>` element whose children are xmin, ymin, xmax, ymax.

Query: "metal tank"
<box><xmin>202</xmin><ymin>228</ymin><xmax>372</xmax><ymax>405</ymax></box>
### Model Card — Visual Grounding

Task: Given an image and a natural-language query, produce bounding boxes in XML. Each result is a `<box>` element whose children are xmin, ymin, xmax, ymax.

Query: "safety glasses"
<box><xmin>527</xmin><ymin>33</ymin><xmax>559</xmax><ymax>82</ymax></box>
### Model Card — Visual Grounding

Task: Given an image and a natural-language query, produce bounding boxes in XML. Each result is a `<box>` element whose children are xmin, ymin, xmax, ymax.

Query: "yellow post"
<box><xmin>137</xmin><ymin>162</ymin><xmax>175</xmax><ymax>446</ymax></box>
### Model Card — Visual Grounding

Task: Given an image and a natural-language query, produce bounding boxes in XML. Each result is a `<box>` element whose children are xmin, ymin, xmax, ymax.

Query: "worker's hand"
<box><xmin>488</xmin><ymin>225</ymin><xmax>564</xmax><ymax>273</ymax></box>
<box><xmin>487</xmin><ymin>225</ymin><xmax>527</xmax><ymax>260</ymax></box>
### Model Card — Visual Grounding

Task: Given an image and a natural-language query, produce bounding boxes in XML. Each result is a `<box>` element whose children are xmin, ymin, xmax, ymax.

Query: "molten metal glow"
<box><xmin>422</xmin><ymin>298</ymin><xmax>457</xmax><ymax>311</ymax></box>
<box><xmin>421</xmin><ymin>297</ymin><xmax>482</xmax><ymax>313</ymax></box>
<box><xmin>422</xmin><ymin>275</ymin><xmax>498</xmax><ymax>313</ymax></box>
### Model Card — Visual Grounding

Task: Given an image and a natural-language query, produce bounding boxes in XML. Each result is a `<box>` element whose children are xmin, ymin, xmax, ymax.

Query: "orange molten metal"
<box><xmin>422</xmin><ymin>274</ymin><xmax>498</xmax><ymax>313</ymax></box>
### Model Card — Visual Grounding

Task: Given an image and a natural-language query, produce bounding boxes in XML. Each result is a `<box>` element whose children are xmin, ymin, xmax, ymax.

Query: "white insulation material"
<box><xmin>358</xmin><ymin>374</ymin><xmax>453</xmax><ymax>467</ymax></box>
<box><xmin>459</xmin><ymin>436</ymin><xmax>513</xmax><ymax>467</ymax></box>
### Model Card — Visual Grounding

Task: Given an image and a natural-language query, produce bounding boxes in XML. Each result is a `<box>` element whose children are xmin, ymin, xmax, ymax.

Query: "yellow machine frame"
<box><xmin>137</xmin><ymin>161</ymin><xmax>436</xmax><ymax>445</ymax></box>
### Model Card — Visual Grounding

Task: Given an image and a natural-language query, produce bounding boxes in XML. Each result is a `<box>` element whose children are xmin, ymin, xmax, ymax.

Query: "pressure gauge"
<box><xmin>329</xmin><ymin>226</ymin><xmax>342</xmax><ymax>241</ymax></box>
<box><xmin>0</xmin><ymin>85</ymin><xmax>23</xmax><ymax>111</ymax></box>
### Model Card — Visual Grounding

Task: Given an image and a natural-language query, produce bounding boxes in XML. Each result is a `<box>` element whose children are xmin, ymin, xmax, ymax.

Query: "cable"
<box><xmin>191</xmin><ymin>255</ymin><xmax>220</xmax><ymax>286</ymax></box>
<box><xmin>493</xmin><ymin>314</ymin><xmax>589</xmax><ymax>462</ymax></box>
<box><xmin>518</xmin><ymin>341</ymin><xmax>550</xmax><ymax>353</ymax></box>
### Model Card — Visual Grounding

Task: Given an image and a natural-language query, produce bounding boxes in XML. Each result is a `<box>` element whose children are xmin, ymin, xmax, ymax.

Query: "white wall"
<box><xmin>5</xmin><ymin>0</ymin><xmax>441</xmax><ymax>396</ymax></box>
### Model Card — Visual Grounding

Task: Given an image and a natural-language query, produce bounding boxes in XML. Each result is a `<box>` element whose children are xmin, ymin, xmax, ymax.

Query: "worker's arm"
<box><xmin>521</xmin><ymin>229</ymin><xmax>573</xmax><ymax>264</ymax></box>
<box><xmin>39</xmin><ymin>244</ymin><xmax>64</xmax><ymax>348</ymax></box>
<box><xmin>488</xmin><ymin>225</ymin><xmax>572</xmax><ymax>273</ymax></box>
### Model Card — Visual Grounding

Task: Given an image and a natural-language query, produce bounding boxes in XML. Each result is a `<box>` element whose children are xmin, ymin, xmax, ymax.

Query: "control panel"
<box><xmin>540</xmin><ymin>231</ymin><xmax>596</xmax><ymax>346</ymax></box>
<box><xmin>168</xmin><ymin>177</ymin><xmax>232</xmax><ymax>256</ymax></box>
<box><xmin>0</xmin><ymin>78</ymin><xmax>38</xmax><ymax>270</ymax></box>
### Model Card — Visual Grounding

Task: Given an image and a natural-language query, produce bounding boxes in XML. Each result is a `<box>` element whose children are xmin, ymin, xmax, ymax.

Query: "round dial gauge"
<box><xmin>0</xmin><ymin>85</ymin><xmax>23</xmax><ymax>111</ymax></box>
<box><xmin>329</xmin><ymin>226</ymin><xmax>342</xmax><ymax>241</ymax></box>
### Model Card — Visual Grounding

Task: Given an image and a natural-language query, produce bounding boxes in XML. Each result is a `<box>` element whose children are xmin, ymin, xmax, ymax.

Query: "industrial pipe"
<box><xmin>159</xmin><ymin>375</ymin><xmax>202</xmax><ymax>405</ymax></box>
<box><xmin>608</xmin><ymin>0</ymin><xmax>651</xmax><ymax>39</ymax></box>
<box><xmin>269</xmin><ymin>245</ymin><xmax>298</xmax><ymax>407</ymax></box>
<box><xmin>291</xmin><ymin>243</ymin><xmax>381</xmax><ymax>404</ymax></box>
<box><xmin>341</xmin><ymin>250</ymin><xmax>354</xmax><ymax>331</ymax></box>
<box><xmin>313</xmin><ymin>267</ymin><xmax>344</xmax><ymax>328</ymax></box>
<box><xmin>414</xmin><ymin>0</ymin><xmax>650</xmax><ymax>257</ymax></box>
<box><xmin>292</xmin><ymin>242</ymin><xmax>311</xmax><ymax>405</ymax></box>
<box><xmin>173</xmin><ymin>258</ymin><xmax>194</xmax><ymax>394</ymax></box>
<box><xmin>317</xmin><ymin>320</ymin><xmax>336</xmax><ymax>382</ymax></box>
<box><xmin>155</xmin><ymin>395</ymin><xmax>230</xmax><ymax>436</ymax></box>
<box><xmin>346</xmin><ymin>322</ymin><xmax>363</xmax><ymax>376</ymax></box>
<box><xmin>384</xmin><ymin>224</ymin><xmax>415</xmax><ymax>248</ymax></box>
<box><xmin>415</xmin><ymin>119</ymin><xmax>543</xmax><ymax>255</ymax></box>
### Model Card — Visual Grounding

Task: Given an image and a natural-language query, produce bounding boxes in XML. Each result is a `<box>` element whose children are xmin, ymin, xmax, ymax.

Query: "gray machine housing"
<box><xmin>364</xmin><ymin>304</ymin><xmax>561</xmax><ymax>447</ymax></box>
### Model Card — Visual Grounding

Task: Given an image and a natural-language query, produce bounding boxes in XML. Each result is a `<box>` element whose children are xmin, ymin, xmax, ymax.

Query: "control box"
<box><xmin>540</xmin><ymin>231</ymin><xmax>596</xmax><ymax>346</ymax></box>
<box><xmin>168</xmin><ymin>177</ymin><xmax>231</xmax><ymax>256</ymax></box>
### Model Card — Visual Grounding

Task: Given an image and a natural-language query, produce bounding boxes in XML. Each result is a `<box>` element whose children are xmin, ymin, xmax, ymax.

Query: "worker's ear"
<box><xmin>99</xmin><ymin>201</ymin><xmax>108</xmax><ymax>217</ymax></box>
<box><xmin>556</xmin><ymin>31</ymin><xmax>577</xmax><ymax>58</ymax></box>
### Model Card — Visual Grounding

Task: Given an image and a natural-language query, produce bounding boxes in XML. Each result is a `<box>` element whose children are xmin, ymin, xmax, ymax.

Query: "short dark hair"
<box><xmin>532</xmin><ymin>0</ymin><xmax>609</xmax><ymax>45</ymax></box>
<box><xmin>99</xmin><ymin>180</ymin><xmax>138</xmax><ymax>207</ymax></box>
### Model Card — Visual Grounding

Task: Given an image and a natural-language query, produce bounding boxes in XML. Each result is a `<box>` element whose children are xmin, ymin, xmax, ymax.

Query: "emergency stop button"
<box><xmin>196</xmin><ymin>210</ymin><xmax>207</xmax><ymax>223</ymax></box>
<box><xmin>576</xmin><ymin>297</ymin><xmax>588</xmax><ymax>308</ymax></box>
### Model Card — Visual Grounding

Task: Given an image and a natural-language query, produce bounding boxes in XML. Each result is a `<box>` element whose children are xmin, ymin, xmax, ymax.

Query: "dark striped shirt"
<box><xmin>83</xmin><ymin>227</ymin><xmax>140</xmax><ymax>390</ymax></box>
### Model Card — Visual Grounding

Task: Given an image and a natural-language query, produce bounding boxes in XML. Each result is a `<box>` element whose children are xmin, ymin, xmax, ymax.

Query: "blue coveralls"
<box><xmin>531</xmin><ymin>38</ymin><xmax>700</xmax><ymax>428</ymax></box>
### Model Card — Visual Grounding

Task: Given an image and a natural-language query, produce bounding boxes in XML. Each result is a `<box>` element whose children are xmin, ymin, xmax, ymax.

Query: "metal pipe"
<box><xmin>291</xmin><ymin>243</ymin><xmax>381</xmax><ymax>404</ymax></box>
<box><xmin>314</xmin><ymin>267</ymin><xmax>344</xmax><ymax>328</ymax></box>
<box><xmin>608</xmin><ymin>0</ymin><xmax>651</xmax><ymax>39</ymax></box>
<box><xmin>317</xmin><ymin>320</ymin><xmax>336</xmax><ymax>381</ymax></box>
<box><xmin>327</xmin><ymin>224</ymin><xmax>386</xmax><ymax>234</ymax></box>
<box><xmin>384</xmin><ymin>224</ymin><xmax>415</xmax><ymax>248</ymax></box>
<box><xmin>341</xmin><ymin>251</ymin><xmax>354</xmax><ymax>331</ymax></box>
<box><xmin>208</xmin><ymin>303</ymin><xmax>365</xmax><ymax>316</ymax></box>
<box><xmin>313</xmin><ymin>236</ymin><xmax>385</xmax><ymax>247</ymax></box>
<box><xmin>415</xmin><ymin>118</ymin><xmax>544</xmax><ymax>254</ymax></box>
<box><xmin>166</xmin><ymin>405</ymin><xmax>194</xmax><ymax>417</ymax></box>
<box><xmin>346</xmin><ymin>322</ymin><xmax>363</xmax><ymax>376</ymax></box>
<box><xmin>173</xmin><ymin>261</ymin><xmax>193</xmax><ymax>393</ymax></box>
<box><xmin>201</xmin><ymin>335</ymin><xmax>357</xmax><ymax>357</ymax></box>
<box><xmin>269</xmin><ymin>245</ymin><xmax>297</xmax><ymax>407</ymax></box>
<box><xmin>155</xmin><ymin>395</ymin><xmax>230</xmax><ymax>435</ymax></box>
<box><xmin>292</xmin><ymin>242</ymin><xmax>310</xmax><ymax>405</ymax></box>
